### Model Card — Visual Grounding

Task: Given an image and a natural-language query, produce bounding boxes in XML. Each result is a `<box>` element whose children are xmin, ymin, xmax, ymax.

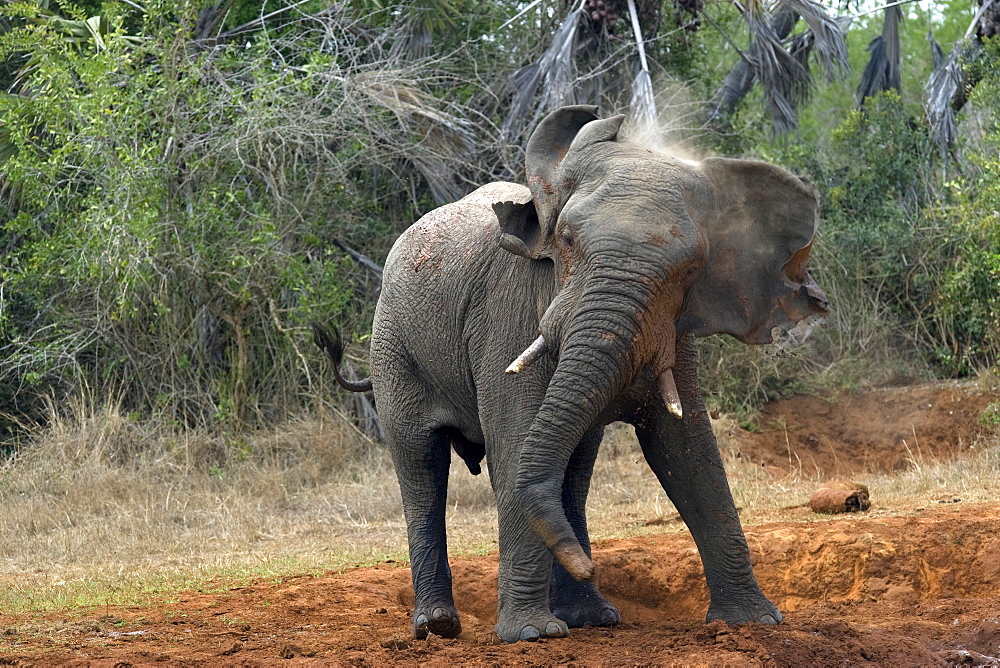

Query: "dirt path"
<box><xmin>3</xmin><ymin>382</ymin><xmax>1000</xmax><ymax>666</ymax></box>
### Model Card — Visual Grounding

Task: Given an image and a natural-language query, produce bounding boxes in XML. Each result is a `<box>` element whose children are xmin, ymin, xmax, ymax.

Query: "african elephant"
<box><xmin>314</xmin><ymin>105</ymin><xmax>827</xmax><ymax>643</ymax></box>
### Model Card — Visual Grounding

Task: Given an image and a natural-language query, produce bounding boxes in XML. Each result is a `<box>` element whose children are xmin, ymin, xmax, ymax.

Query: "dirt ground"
<box><xmin>4</xmin><ymin>382</ymin><xmax>1000</xmax><ymax>666</ymax></box>
<box><xmin>732</xmin><ymin>381</ymin><xmax>998</xmax><ymax>476</ymax></box>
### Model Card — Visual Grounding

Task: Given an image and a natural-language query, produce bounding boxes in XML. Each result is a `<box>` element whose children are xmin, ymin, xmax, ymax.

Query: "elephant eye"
<box><xmin>560</xmin><ymin>232</ymin><xmax>575</xmax><ymax>250</ymax></box>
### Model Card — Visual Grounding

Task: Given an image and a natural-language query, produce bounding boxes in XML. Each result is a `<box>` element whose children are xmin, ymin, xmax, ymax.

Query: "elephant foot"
<box><xmin>706</xmin><ymin>595</ymin><xmax>782</xmax><ymax>626</ymax></box>
<box><xmin>495</xmin><ymin>610</ymin><xmax>569</xmax><ymax>643</ymax></box>
<box><xmin>413</xmin><ymin>604</ymin><xmax>462</xmax><ymax>639</ymax></box>
<box><xmin>551</xmin><ymin>596</ymin><xmax>620</xmax><ymax>628</ymax></box>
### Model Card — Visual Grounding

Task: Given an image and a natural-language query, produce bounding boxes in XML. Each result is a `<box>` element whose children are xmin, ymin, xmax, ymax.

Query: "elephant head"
<box><xmin>492</xmin><ymin>105</ymin><xmax>827</xmax><ymax>581</ymax></box>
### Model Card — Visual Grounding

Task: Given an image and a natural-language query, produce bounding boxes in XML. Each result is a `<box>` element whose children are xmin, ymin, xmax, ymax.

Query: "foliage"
<box><xmin>933</xmin><ymin>37</ymin><xmax>1000</xmax><ymax>374</ymax></box>
<box><xmin>980</xmin><ymin>402</ymin><xmax>1000</xmax><ymax>430</ymax></box>
<box><xmin>821</xmin><ymin>91</ymin><xmax>942</xmax><ymax>320</ymax></box>
<box><xmin>0</xmin><ymin>0</ymin><xmax>490</xmax><ymax>437</ymax></box>
<box><xmin>703</xmin><ymin>65</ymin><xmax>996</xmax><ymax>411</ymax></box>
<box><xmin>0</xmin><ymin>0</ymin><xmax>997</xmax><ymax>440</ymax></box>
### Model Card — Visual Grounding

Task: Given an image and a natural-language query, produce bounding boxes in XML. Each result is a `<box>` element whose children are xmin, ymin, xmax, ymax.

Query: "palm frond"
<box><xmin>779</xmin><ymin>0</ymin><xmax>850</xmax><ymax>81</ymax></box>
<box><xmin>191</xmin><ymin>1</ymin><xmax>233</xmax><ymax>41</ymax></box>
<box><xmin>928</xmin><ymin>31</ymin><xmax>945</xmax><ymax>69</ymax></box>
<box><xmin>743</xmin><ymin>13</ymin><xmax>810</xmax><ymax>134</ymax></box>
<box><xmin>923</xmin><ymin>0</ymin><xmax>997</xmax><ymax>153</ymax></box>
<box><xmin>504</xmin><ymin>63</ymin><xmax>542</xmax><ymax>133</ymax></box>
<box><xmin>707</xmin><ymin>2</ymin><xmax>848</xmax><ymax>133</ymax></box>
<box><xmin>411</xmin><ymin>156</ymin><xmax>466</xmax><ymax>204</ymax></box>
<box><xmin>351</xmin><ymin>69</ymin><xmax>474</xmax><ymax>203</ymax></box>
<box><xmin>968</xmin><ymin>0</ymin><xmax>998</xmax><ymax>40</ymax></box>
<box><xmin>502</xmin><ymin>2</ymin><xmax>585</xmax><ymax>141</ymax></box>
<box><xmin>857</xmin><ymin>5</ymin><xmax>901</xmax><ymax>105</ymax></box>
<box><xmin>397</xmin><ymin>18</ymin><xmax>432</xmax><ymax>59</ymax></box>
<box><xmin>626</xmin><ymin>0</ymin><xmax>658</xmax><ymax>143</ymax></box>
<box><xmin>976</xmin><ymin>0</ymin><xmax>999</xmax><ymax>39</ymax></box>
<box><xmin>536</xmin><ymin>6</ymin><xmax>584</xmax><ymax>114</ymax></box>
<box><xmin>353</xmin><ymin>70</ymin><xmax>473</xmax><ymax>139</ymax></box>
<box><xmin>924</xmin><ymin>43</ymin><xmax>963</xmax><ymax>154</ymax></box>
<box><xmin>392</xmin><ymin>0</ymin><xmax>459</xmax><ymax>59</ymax></box>
<box><xmin>629</xmin><ymin>69</ymin><xmax>658</xmax><ymax>141</ymax></box>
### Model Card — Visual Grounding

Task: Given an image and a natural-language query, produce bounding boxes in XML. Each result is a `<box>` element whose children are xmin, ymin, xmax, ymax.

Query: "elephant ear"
<box><xmin>501</xmin><ymin>106</ymin><xmax>623</xmax><ymax>260</ymax></box>
<box><xmin>493</xmin><ymin>199</ymin><xmax>545</xmax><ymax>259</ymax></box>
<box><xmin>677</xmin><ymin>157</ymin><xmax>823</xmax><ymax>344</ymax></box>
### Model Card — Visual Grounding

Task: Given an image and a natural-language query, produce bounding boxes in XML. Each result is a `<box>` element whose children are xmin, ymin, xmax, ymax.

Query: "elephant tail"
<box><xmin>311</xmin><ymin>322</ymin><xmax>374</xmax><ymax>393</ymax></box>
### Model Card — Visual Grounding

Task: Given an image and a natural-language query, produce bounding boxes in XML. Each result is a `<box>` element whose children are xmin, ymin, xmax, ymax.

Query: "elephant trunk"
<box><xmin>514</xmin><ymin>285</ymin><xmax>652</xmax><ymax>581</ymax></box>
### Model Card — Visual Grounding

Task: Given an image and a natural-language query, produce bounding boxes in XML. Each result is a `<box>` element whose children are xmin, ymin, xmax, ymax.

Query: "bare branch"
<box><xmin>332</xmin><ymin>240</ymin><xmax>384</xmax><ymax>278</ymax></box>
<box><xmin>215</xmin><ymin>0</ymin><xmax>315</xmax><ymax>41</ymax></box>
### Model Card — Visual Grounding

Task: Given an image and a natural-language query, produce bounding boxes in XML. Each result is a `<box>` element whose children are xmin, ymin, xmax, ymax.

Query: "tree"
<box><xmin>497</xmin><ymin>0</ymin><xmax>849</xmax><ymax>141</ymax></box>
<box><xmin>926</xmin><ymin>0</ymin><xmax>1000</xmax><ymax>152</ymax></box>
<box><xmin>0</xmin><ymin>0</ymin><xmax>488</xmax><ymax>436</ymax></box>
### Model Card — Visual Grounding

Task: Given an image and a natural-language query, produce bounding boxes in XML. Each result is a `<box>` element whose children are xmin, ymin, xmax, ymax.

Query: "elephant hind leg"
<box><xmin>386</xmin><ymin>423</ymin><xmax>462</xmax><ymax>639</ymax></box>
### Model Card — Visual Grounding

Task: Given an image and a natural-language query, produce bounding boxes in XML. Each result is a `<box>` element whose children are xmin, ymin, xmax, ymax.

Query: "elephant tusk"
<box><xmin>657</xmin><ymin>368</ymin><xmax>683</xmax><ymax>419</ymax></box>
<box><xmin>505</xmin><ymin>335</ymin><xmax>547</xmax><ymax>374</ymax></box>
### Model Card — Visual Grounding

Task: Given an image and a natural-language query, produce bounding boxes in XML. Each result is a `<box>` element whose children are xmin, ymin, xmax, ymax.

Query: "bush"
<box><xmin>0</xmin><ymin>2</ymin><xmax>487</xmax><ymax>436</ymax></box>
<box><xmin>933</xmin><ymin>39</ymin><xmax>1000</xmax><ymax>373</ymax></box>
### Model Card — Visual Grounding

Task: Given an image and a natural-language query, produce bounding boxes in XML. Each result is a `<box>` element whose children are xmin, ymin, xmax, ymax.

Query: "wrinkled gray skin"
<box><xmin>358</xmin><ymin>106</ymin><xmax>827</xmax><ymax>643</ymax></box>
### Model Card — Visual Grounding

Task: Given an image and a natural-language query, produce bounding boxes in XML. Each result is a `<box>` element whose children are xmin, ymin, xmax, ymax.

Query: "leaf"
<box><xmin>84</xmin><ymin>16</ymin><xmax>107</xmax><ymax>50</ymax></box>
<box><xmin>501</xmin><ymin>4</ymin><xmax>584</xmax><ymax>142</ymax></box>
<box><xmin>629</xmin><ymin>68</ymin><xmax>658</xmax><ymax>143</ymax></box>
<box><xmin>857</xmin><ymin>6</ymin><xmax>901</xmax><ymax>105</ymax></box>
<box><xmin>924</xmin><ymin>43</ymin><xmax>964</xmax><ymax>154</ymax></box>
<box><xmin>743</xmin><ymin>11</ymin><xmax>810</xmax><ymax>134</ymax></box>
<box><xmin>780</xmin><ymin>0</ymin><xmax>850</xmax><ymax>82</ymax></box>
<box><xmin>928</xmin><ymin>31</ymin><xmax>945</xmax><ymax>69</ymax></box>
<box><xmin>393</xmin><ymin>0</ymin><xmax>460</xmax><ymax>59</ymax></box>
<box><xmin>626</xmin><ymin>0</ymin><xmax>658</xmax><ymax>143</ymax></box>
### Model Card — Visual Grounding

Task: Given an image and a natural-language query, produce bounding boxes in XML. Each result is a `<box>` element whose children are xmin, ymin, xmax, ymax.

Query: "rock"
<box><xmin>809</xmin><ymin>481</ymin><xmax>871</xmax><ymax>514</ymax></box>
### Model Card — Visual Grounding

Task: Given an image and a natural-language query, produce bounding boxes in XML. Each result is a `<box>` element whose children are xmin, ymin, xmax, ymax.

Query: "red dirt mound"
<box><xmin>726</xmin><ymin>382</ymin><xmax>999</xmax><ymax>475</ymax></box>
<box><xmin>4</xmin><ymin>504</ymin><xmax>1000</xmax><ymax>665</ymax></box>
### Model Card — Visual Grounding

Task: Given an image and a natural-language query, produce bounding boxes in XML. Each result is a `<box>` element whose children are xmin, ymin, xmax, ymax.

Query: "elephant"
<box><xmin>313</xmin><ymin>105</ymin><xmax>827</xmax><ymax>643</ymax></box>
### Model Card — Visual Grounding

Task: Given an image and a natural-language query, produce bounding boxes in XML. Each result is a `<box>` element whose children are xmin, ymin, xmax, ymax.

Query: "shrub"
<box><xmin>0</xmin><ymin>2</ymin><xmax>484</xmax><ymax>436</ymax></box>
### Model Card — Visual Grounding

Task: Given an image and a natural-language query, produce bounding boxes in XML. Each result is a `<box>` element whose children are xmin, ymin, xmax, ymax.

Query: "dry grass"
<box><xmin>2</xmin><ymin>395</ymin><xmax>999</xmax><ymax>615</ymax></box>
<box><xmin>0</xmin><ymin>397</ymin><xmax>409</xmax><ymax>613</ymax></box>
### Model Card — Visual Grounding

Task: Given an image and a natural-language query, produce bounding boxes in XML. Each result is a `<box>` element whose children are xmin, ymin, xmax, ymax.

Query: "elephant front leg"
<box><xmin>549</xmin><ymin>429</ymin><xmax>620</xmax><ymax>628</ymax></box>
<box><xmin>493</xmin><ymin>491</ymin><xmax>570</xmax><ymax>642</ymax></box>
<box><xmin>632</xmin><ymin>335</ymin><xmax>781</xmax><ymax>626</ymax></box>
